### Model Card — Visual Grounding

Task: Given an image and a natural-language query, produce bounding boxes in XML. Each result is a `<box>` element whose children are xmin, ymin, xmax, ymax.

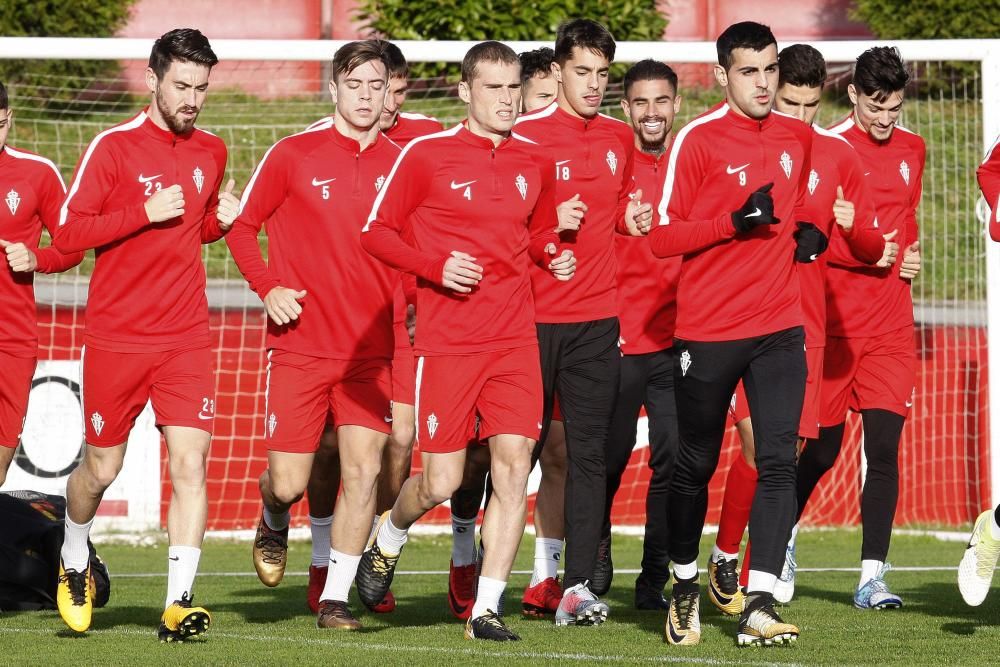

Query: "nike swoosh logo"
<box><xmin>905</xmin><ymin>400</ymin><xmax>913</xmax><ymax>408</ymax></box>
<box><xmin>448</xmin><ymin>586</ymin><xmax>469</xmax><ymax>616</ymax></box>
<box><xmin>810</xmin><ymin>254</ymin><xmax>818</xmax><ymax>261</ymax></box>
<box><xmin>138</xmin><ymin>174</ymin><xmax>162</xmax><ymax>183</ymax></box>
<box><xmin>198</xmin><ymin>412</ymin><xmax>213</xmax><ymax>420</ymax></box>
<box><xmin>312</xmin><ymin>177</ymin><xmax>336</xmax><ymax>186</ymax></box>
<box><xmin>450</xmin><ymin>180</ymin><xmax>477</xmax><ymax>189</ymax></box>
<box><xmin>384</xmin><ymin>415</ymin><xmax>393</xmax><ymax>423</ymax></box>
<box><xmin>745</xmin><ymin>208</ymin><xmax>763</xmax><ymax>218</ymax></box>
<box><xmin>726</xmin><ymin>163</ymin><xmax>750</xmax><ymax>174</ymax></box>
<box><xmin>169</xmin><ymin>556</ymin><xmax>180</xmax><ymax>561</ymax></box>
<box><xmin>667</xmin><ymin>618</ymin><xmax>687</xmax><ymax>643</ymax></box>
<box><xmin>555</xmin><ymin>160</ymin><xmax>572</xmax><ymax>166</ymax></box>
<box><xmin>864</xmin><ymin>172</ymin><xmax>872</xmax><ymax>176</ymax></box>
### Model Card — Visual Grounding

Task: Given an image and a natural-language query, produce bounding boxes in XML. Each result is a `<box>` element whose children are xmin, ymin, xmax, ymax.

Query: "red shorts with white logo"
<box><xmin>820</xmin><ymin>326</ymin><xmax>916</xmax><ymax>426</ymax></box>
<box><xmin>415</xmin><ymin>345</ymin><xmax>542</xmax><ymax>454</ymax></box>
<box><xmin>0</xmin><ymin>352</ymin><xmax>36</xmax><ymax>448</ymax></box>
<box><xmin>264</xmin><ymin>350</ymin><xmax>392</xmax><ymax>453</ymax></box>
<box><xmin>83</xmin><ymin>345</ymin><xmax>215</xmax><ymax>447</ymax></box>
<box><xmin>727</xmin><ymin>345</ymin><xmax>823</xmax><ymax>438</ymax></box>
<box><xmin>392</xmin><ymin>321</ymin><xmax>416</xmax><ymax>407</ymax></box>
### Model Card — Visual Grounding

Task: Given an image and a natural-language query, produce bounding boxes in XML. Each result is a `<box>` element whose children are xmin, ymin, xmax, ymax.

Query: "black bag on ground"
<box><xmin>0</xmin><ymin>490</ymin><xmax>110</xmax><ymax>611</ymax></box>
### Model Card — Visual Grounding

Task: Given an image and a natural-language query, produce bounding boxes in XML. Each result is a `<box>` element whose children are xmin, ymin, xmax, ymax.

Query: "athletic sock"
<box><xmin>530</xmin><ymin>537</ymin><xmax>562</xmax><ymax>586</ymax></box>
<box><xmin>165</xmin><ymin>546</ymin><xmax>202</xmax><ymax>608</ymax></box>
<box><xmin>710</xmin><ymin>545</ymin><xmax>739</xmax><ymax>563</ymax></box>
<box><xmin>61</xmin><ymin>514</ymin><xmax>94</xmax><ymax>572</ymax></box>
<box><xmin>471</xmin><ymin>576</ymin><xmax>506</xmax><ymax>618</ymax></box>
<box><xmin>716</xmin><ymin>455</ymin><xmax>758</xmax><ymax>556</ymax></box>
<box><xmin>672</xmin><ymin>560</ymin><xmax>698</xmax><ymax>582</ymax></box>
<box><xmin>859</xmin><ymin>559</ymin><xmax>883</xmax><ymax>588</ymax></box>
<box><xmin>319</xmin><ymin>549</ymin><xmax>361</xmax><ymax>603</ymax></box>
<box><xmin>747</xmin><ymin>569</ymin><xmax>776</xmax><ymax>595</ymax></box>
<box><xmin>451</xmin><ymin>514</ymin><xmax>477</xmax><ymax>567</ymax></box>
<box><xmin>309</xmin><ymin>514</ymin><xmax>333</xmax><ymax>568</ymax></box>
<box><xmin>263</xmin><ymin>505</ymin><xmax>290</xmax><ymax>532</ymax></box>
<box><xmin>375</xmin><ymin>515</ymin><xmax>408</xmax><ymax>555</ymax></box>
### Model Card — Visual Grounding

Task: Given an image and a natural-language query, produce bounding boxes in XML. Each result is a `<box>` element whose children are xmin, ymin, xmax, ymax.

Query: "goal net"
<box><xmin>1</xmin><ymin>38</ymin><xmax>996</xmax><ymax>532</ymax></box>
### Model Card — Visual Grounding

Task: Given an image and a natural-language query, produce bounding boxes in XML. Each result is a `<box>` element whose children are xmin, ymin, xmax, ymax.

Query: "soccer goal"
<box><xmin>0</xmin><ymin>36</ymin><xmax>996</xmax><ymax>533</ymax></box>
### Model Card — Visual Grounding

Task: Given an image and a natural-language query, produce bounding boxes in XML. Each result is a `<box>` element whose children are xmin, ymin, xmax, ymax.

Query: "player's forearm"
<box><xmin>33</xmin><ymin>245</ymin><xmax>85</xmax><ymax>274</ymax></box>
<box><xmin>840</xmin><ymin>225</ymin><xmax>884</xmax><ymax>265</ymax></box>
<box><xmin>647</xmin><ymin>213</ymin><xmax>736</xmax><ymax>257</ymax></box>
<box><xmin>52</xmin><ymin>203</ymin><xmax>150</xmax><ymax>253</ymax></box>
<box><xmin>361</xmin><ymin>223</ymin><xmax>444</xmax><ymax>284</ymax></box>
<box><xmin>528</xmin><ymin>231</ymin><xmax>559</xmax><ymax>267</ymax></box>
<box><xmin>201</xmin><ymin>212</ymin><xmax>226</xmax><ymax>244</ymax></box>
<box><xmin>225</xmin><ymin>223</ymin><xmax>280</xmax><ymax>298</ymax></box>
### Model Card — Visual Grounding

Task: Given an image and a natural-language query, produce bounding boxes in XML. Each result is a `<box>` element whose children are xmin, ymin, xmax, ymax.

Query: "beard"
<box><xmin>155</xmin><ymin>88</ymin><xmax>199</xmax><ymax>134</ymax></box>
<box><xmin>637</xmin><ymin>117</ymin><xmax>668</xmax><ymax>155</ymax></box>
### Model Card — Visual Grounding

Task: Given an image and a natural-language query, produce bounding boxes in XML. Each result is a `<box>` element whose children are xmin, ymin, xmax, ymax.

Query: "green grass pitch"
<box><xmin>1</xmin><ymin>529</ymin><xmax>997</xmax><ymax>665</ymax></box>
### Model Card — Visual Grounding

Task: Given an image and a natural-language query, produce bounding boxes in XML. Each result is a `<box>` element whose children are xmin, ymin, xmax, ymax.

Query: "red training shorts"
<box><xmin>798</xmin><ymin>346</ymin><xmax>825</xmax><ymax>440</ymax></box>
<box><xmin>0</xmin><ymin>352</ymin><xmax>36</xmax><ymax>448</ymax></box>
<box><xmin>392</xmin><ymin>320</ymin><xmax>416</xmax><ymax>407</ymax></box>
<box><xmin>415</xmin><ymin>345</ymin><xmax>542</xmax><ymax>453</ymax></box>
<box><xmin>264</xmin><ymin>350</ymin><xmax>392</xmax><ymax>453</ymax></box>
<box><xmin>820</xmin><ymin>326</ymin><xmax>916</xmax><ymax>426</ymax></box>
<box><xmin>82</xmin><ymin>345</ymin><xmax>215</xmax><ymax>447</ymax></box>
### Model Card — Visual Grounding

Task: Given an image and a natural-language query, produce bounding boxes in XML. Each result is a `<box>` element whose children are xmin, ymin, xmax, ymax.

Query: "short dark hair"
<box><xmin>778</xmin><ymin>44</ymin><xmax>827</xmax><ymax>89</ymax></box>
<box><xmin>716</xmin><ymin>21</ymin><xmax>776</xmax><ymax>71</ymax></box>
<box><xmin>0</xmin><ymin>81</ymin><xmax>7</xmax><ymax>110</ymax></box>
<box><xmin>519</xmin><ymin>47</ymin><xmax>555</xmax><ymax>86</ymax></box>
<box><xmin>461</xmin><ymin>41</ymin><xmax>519</xmax><ymax>84</ymax></box>
<box><xmin>623</xmin><ymin>60</ymin><xmax>678</xmax><ymax>98</ymax></box>
<box><xmin>554</xmin><ymin>18</ymin><xmax>615</xmax><ymax>66</ymax></box>
<box><xmin>380</xmin><ymin>41</ymin><xmax>409</xmax><ymax>79</ymax></box>
<box><xmin>853</xmin><ymin>46</ymin><xmax>910</xmax><ymax>103</ymax></box>
<box><xmin>148</xmin><ymin>28</ymin><xmax>218</xmax><ymax>81</ymax></box>
<box><xmin>331</xmin><ymin>40</ymin><xmax>389</xmax><ymax>83</ymax></box>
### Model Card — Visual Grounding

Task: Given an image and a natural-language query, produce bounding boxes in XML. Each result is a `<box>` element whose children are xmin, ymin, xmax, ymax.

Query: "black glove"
<box><xmin>793</xmin><ymin>222</ymin><xmax>829</xmax><ymax>262</ymax></box>
<box><xmin>731</xmin><ymin>182</ymin><xmax>780</xmax><ymax>233</ymax></box>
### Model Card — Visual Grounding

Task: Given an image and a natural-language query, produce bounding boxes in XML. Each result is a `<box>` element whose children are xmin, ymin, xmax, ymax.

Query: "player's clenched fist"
<box><xmin>545</xmin><ymin>243</ymin><xmax>576</xmax><ymax>281</ymax></box>
<box><xmin>876</xmin><ymin>229</ymin><xmax>899</xmax><ymax>268</ymax></box>
<box><xmin>144</xmin><ymin>184</ymin><xmax>185</xmax><ymax>223</ymax></box>
<box><xmin>731</xmin><ymin>182</ymin><xmax>779</xmax><ymax>233</ymax></box>
<box><xmin>899</xmin><ymin>241</ymin><xmax>921</xmax><ymax>280</ymax></box>
<box><xmin>264</xmin><ymin>286</ymin><xmax>307</xmax><ymax>325</ymax></box>
<box><xmin>441</xmin><ymin>250</ymin><xmax>483</xmax><ymax>294</ymax></box>
<box><xmin>832</xmin><ymin>186</ymin><xmax>854</xmax><ymax>232</ymax></box>
<box><xmin>0</xmin><ymin>239</ymin><xmax>37</xmax><ymax>273</ymax></box>
<box><xmin>625</xmin><ymin>188</ymin><xmax>652</xmax><ymax>236</ymax></box>
<box><xmin>216</xmin><ymin>179</ymin><xmax>240</xmax><ymax>231</ymax></box>
<box><xmin>556</xmin><ymin>193</ymin><xmax>587</xmax><ymax>233</ymax></box>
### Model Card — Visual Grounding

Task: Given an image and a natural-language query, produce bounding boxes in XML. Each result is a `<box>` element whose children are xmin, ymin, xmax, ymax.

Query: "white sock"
<box><xmin>471</xmin><ymin>576</ymin><xmax>506</xmax><ymax>618</ymax></box>
<box><xmin>747</xmin><ymin>569</ymin><xmax>777</xmax><ymax>594</ymax></box>
<box><xmin>263</xmin><ymin>505</ymin><xmax>290</xmax><ymax>531</ymax></box>
<box><xmin>710</xmin><ymin>545</ymin><xmax>739</xmax><ymax>562</ymax></box>
<box><xmin>991</xmin><ymin>509</ymin><xmax>1000</xmax><ymax>540</ymax></box>
<box><xmin>451</xmin><ymin>514</ymin><xmax>477</xmax><ymax>567</ymax></box>
<box><xmin>319</xmin><ymin>549</ymin><xmax>361</xmax><ymax>603</ymax></box>
<box><xmin>530</xmin><ymin>537</ymin><xmax>562</xmax><ymax>586</ymax></box>
<box><xmin>859</xmin><ymin>559</ymin><xmax>883</xmax><ymax>588</ymax></box>
<box><xmin>673</xmin><ymin>560</ymin><xmax>698</xmax><ymax>582</ymax></box>
<box><xmin>165</xmin><ymin>546</ymin><xmax>202</xmax><ymax>608</ymax></box>
<box><xmin>61</xmin><ymin>515</ymin><xmax>94</xmax><ymax>572</ymax></box>
<box><xmin>375</xmin><ymin>515</ymin><xmax>408</xmax><ymax>555</ymax></box>
<box><xmin>309</xmin><ymin>514</ymin><xmax>333</xmax><ymax>568</ymax></box>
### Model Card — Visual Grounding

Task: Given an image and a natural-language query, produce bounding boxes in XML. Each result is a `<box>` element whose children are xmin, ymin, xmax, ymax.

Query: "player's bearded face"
<box><xmin>623</xmin><ymin>79</ymin><xmax>679</xmax><ymax>153</ymax></box>
<box><xmin>719</xmin><ymin>46</ymin><xmax>779</xmax><ymax>121</ymax></box>
<box><xmin>850</xmin><ymin>87</ymin><xmax>904</xmax><ymax>142</ymax></box>
<box><xmin>774</xmin><ymin>83</ymin><xmax>822</xmax><ymax>126</ymax></box>
<box><xmin>461</xmin><ymin>60</ymin><xmax>521</xmax><ymax>140</ymax></box>
<box><xmin>380</xmin><ymin>76</ymin><xmax>408</xmax><ymax>131</ymax></box>
<box><xmin>150</xmin><ymin>60</ymin><xmax>211</xmax><ymax>135</ymax></box>
<box><xmin>554</xmin><ymin>47</ymin><xmax>610</xmax><ymax>119</ymax></box>
<box><xmin>332</xmin><ymin>60</ymin><xmax>388</xmax><ymax>133</ymax></box>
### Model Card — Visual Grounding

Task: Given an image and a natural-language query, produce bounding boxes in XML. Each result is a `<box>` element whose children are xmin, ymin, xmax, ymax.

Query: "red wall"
<box><xmin>37</xmin><ymin>306</ymin><xmax>991</xmax><ymax>530</ymax></box>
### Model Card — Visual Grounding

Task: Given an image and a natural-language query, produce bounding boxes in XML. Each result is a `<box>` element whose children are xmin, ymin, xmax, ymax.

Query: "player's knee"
<box><xmin>389</xmin><ymin>422</ymin><xmax>415</xmax><ymax>452</ymax></box>
<box><xmin>170</xmin><ymin>449</ymin><xmax>208</xmax><ymax>487</ymax></box>
<box><xmin>269</xmin><ymin>476</ymin><xmax>306</xmax><ymax>506</ymax></box>
<box><xmin>83</xmin><ymin>452</ymin><xmax>124</xmax><ymax>491</ymax></box>
<box><xmin>421</xmin><ymin>472</ymin><xmax>461</xmax><ymax>506</ymax></box>
<box><xmin>341</xmin><ymin>457</ymin><xmax>382</xmax><ymax>494</ymax></box>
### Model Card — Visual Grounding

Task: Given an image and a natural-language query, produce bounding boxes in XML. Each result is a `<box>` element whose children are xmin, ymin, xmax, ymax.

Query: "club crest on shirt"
<box><xmin>375</xmin><ymin>175</ymin><xmax>386</xmax><ymax>192</ymax></box>
<box><xmin>193</xmin><ymin>167</ymin><xmax>204</xmax><ymax>194</ymax></box>
<box><xmin>427</xmin><ymin>413</ymin><xmax>439</xmax><ymax>439</ymax></box>
<box><xmin>779</xmin><ymin>151</ymin><xmax>793</xmax><ymax>179</ymax></box>
<box><xmin>680</xmin><ymin>350</ymin><xmax>692</xmax><ymax>377</ymax></box>
<box><xmin>807</xmin><ymin>169</ymin><xmax>819</xmax><ymax>195</ymax></box>
<box><xmin>5</xmin><ymin>188</ymin><xmax>20</xmax><ymax>215</ymax></box>
<box><xmin>606</xmin><ymin>150</ymin><xmax>618</xmax><ymax>175</ymax></box>
<box><xmin>515</xmin><ymin>174</ymin><xmax>527</xmax><ymax>200</ymax></box>
<box><xmin>267</xmin><ymin>412</ymin><xmax>278</xmax><ymax>438</ymax></box>
<box><xmin>899</xmin><ymin>160</ymin><xmax>910</xmax><ymax>185</ymax></box>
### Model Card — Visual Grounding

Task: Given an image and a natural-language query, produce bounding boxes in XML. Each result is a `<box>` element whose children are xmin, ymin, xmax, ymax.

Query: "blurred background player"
<box><xmin>598</xmin><ymin>59</ymin><xmax>682</xmax><ymax>610</ymax></box>
<box><xmin>227</xmin><ymin>40</ymin><xmax>400</xmax><ymax>631</ymax></box>
<box><xmin>709</xmin><ymin>43</ymin><xmax>899</xmax><ymax>610</ymax></box>
<box><xmin>0</xmin><ymin>81</ymin><xmax>84</xmax><ymax>486</ymax></box>
<box><xmin>52</xmin><ymin>28</ymin><xmax>239</xmax><ymax>640</ymax></box>
<box><xmin>649</xmin><ymin>21</ymin><xmax>812</xmax><ymax>647</ymax></box>
<box><xmin>360</xmin><ymin>40</ymin><xmax>572</xmax><ymax>641</ymax></box>
<box><xmin>520</xmin><ymin>47</ymin><xmax>558</xmax><ymax>112</ymax></box>
<box><xmin>301</xmin><ymin>40</ymin><xmax>441</xmax><ymax>617</ymax></box>
<box><xmin>514</xmin><ymin>18</ymin><xmax>647</xmax><ymax>627</ymax></box>
<box><xmin>791</xmin><ymin>46</ymin><xmax>924</xmax><ymax>610</ymax></box>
